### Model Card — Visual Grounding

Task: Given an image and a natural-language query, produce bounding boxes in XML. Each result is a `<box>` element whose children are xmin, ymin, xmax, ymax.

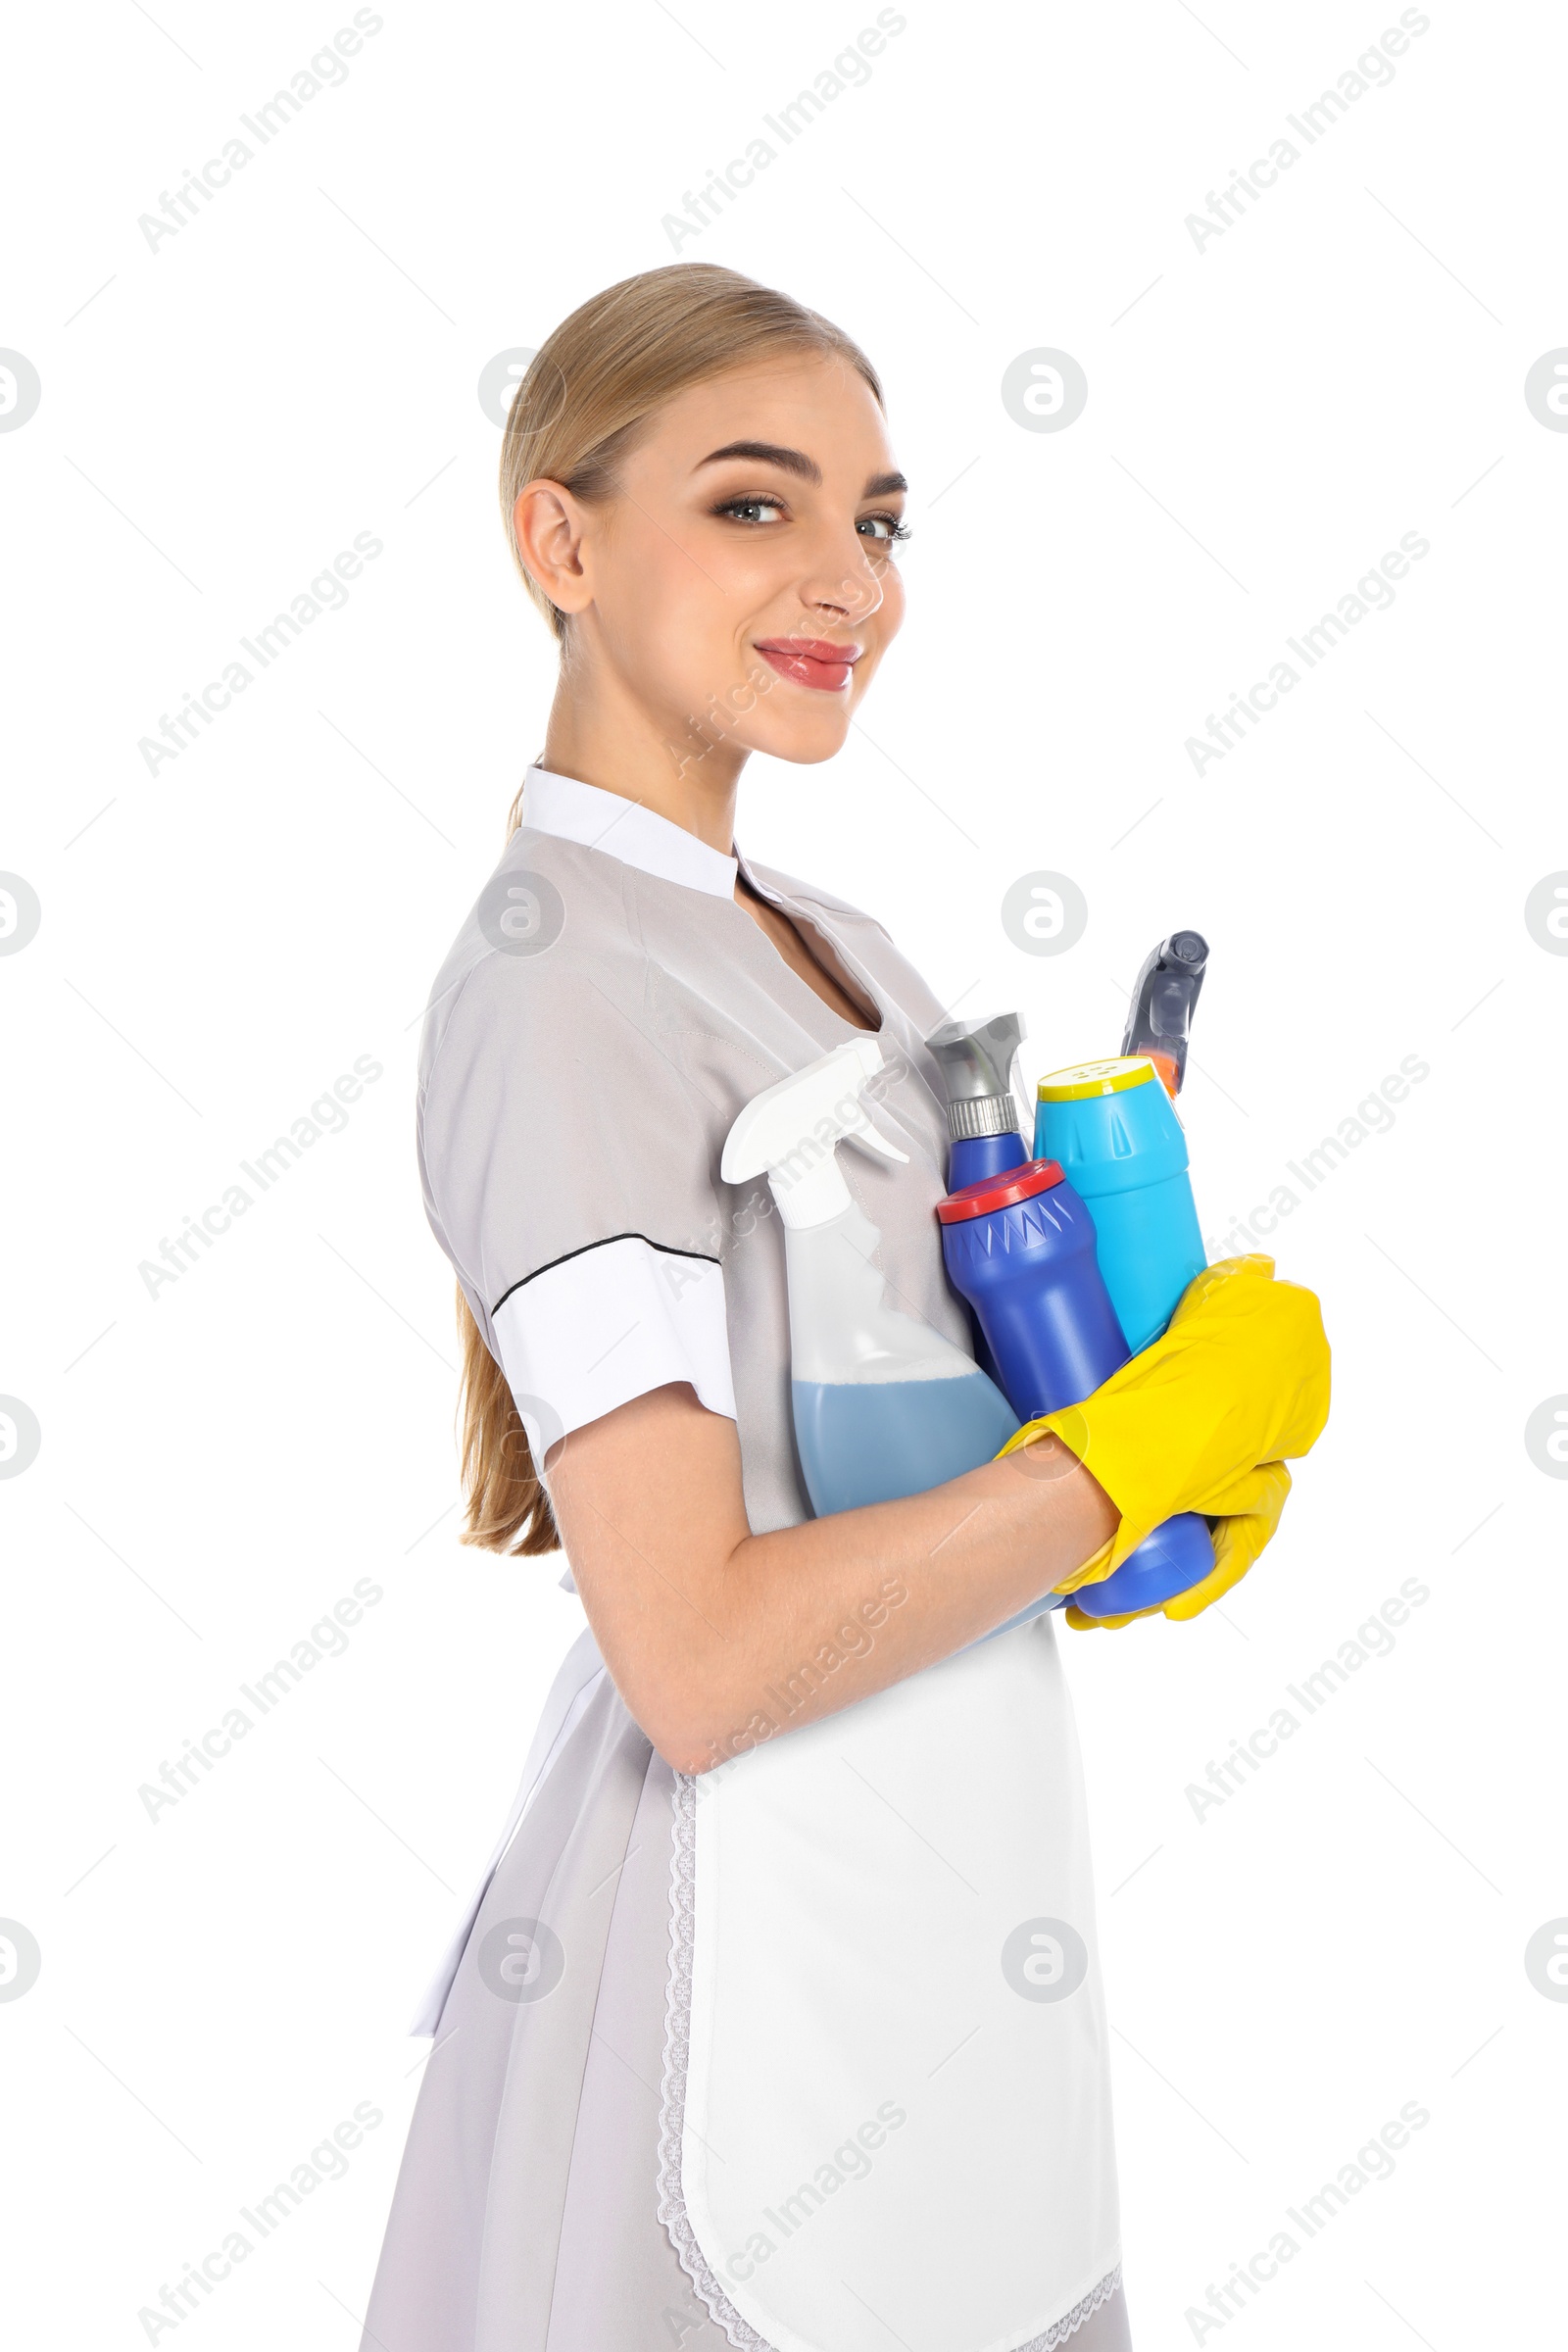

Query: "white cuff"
<box><xmin>493</xmin><ymin>1236</ymin><xmax>736</xmax><ymax>1459</ymax></box>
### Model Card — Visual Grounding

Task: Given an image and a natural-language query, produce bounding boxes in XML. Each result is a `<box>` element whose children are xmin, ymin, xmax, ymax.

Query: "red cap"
<box><xmin>935</xmin><ymin>1156</ymin><xmax>1065</xmax><ymax>1223</ymax></box>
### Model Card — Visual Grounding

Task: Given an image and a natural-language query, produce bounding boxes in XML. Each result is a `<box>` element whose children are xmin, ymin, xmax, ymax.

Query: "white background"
<box><xmin>3</xmin><ymin>0</ymin><xmax>1565</xmax><ymax>2344</ymax></box>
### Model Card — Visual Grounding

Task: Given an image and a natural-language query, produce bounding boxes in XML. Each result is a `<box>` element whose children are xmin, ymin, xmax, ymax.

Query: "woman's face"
<box><xmin>528</xmin><ymin>352</ymin><xmax>907</xmax><ymax>771</ymax></box>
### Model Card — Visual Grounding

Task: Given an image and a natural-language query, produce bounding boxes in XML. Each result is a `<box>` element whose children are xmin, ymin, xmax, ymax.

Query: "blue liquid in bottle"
<box><xmin>792</xmin><ymin>1369</ymin><xmax>1020</xmax><ymax>1516</ymax></box>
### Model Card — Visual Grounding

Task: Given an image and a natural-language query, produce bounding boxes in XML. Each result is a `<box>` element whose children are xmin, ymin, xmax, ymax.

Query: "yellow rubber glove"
<box><xmin>996</xmin><ymin>1254</ymin><xmax>1329</xmax><ymax>1610</ymax></box>
<box><xmin>1063</xmin><ymin>1460</ymin><xmax>1292</xmax><ymax>1629</ymax></box>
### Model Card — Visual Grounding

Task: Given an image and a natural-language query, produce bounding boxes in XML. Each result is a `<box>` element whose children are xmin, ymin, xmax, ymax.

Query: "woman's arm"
<box><xmin>544</xmin><ymin>1383</ymin><xmax>1117</xmax><ymax>1774</ymax></box>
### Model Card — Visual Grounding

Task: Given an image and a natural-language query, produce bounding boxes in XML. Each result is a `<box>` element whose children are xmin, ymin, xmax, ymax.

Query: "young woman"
<box><xmin>360</xmin><ymin>264</ymin><xmax>1328</xmax><ymax>2352</ymax></box>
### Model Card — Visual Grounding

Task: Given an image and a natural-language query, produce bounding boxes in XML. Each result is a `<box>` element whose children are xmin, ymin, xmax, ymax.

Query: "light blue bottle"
<box><xmin>722</xmin><ymin>1039</ymin><xmax>1046</xmax><ymax>1642</ymax></box>
<box><xmin>1034</xmin><ymin>1056</ymin><xmax>1206</xmax><ymax>1352</ymax></box>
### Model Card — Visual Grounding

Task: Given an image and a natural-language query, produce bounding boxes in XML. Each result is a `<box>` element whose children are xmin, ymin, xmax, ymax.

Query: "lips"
<box><xmin>754</xmin><ymin>637</ymin><xmax>862</xmax><ymax>692</ymax></box>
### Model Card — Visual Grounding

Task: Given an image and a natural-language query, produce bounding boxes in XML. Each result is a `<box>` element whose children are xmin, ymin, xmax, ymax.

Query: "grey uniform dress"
<box><xmin>360</xmin><ymin>767</ymin><xmax>1134</xmax><ymax>2352</ymax></box>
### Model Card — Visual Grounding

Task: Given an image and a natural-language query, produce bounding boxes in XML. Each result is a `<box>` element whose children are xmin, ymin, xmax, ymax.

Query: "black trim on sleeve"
<box><xmin>491</xmin><ymin>1233</ymin><xmax>722</xmax><ymax>1318</ymax></box>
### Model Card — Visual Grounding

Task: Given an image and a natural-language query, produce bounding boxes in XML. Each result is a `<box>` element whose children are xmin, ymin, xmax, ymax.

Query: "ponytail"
<box><xmin>455</xmin><ymin>773</ymin><xmax>558</xmax><ymax>1555</ymax></box>
<box><xmin>456</xmin><ymin>1277</ymin><xmax>559</xmax><ymax>1555</ymax></box>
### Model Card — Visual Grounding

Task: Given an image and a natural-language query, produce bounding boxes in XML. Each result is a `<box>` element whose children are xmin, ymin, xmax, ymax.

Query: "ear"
<box><xmin>513</xmin><ymin>481</ymin><xmax>594</xmax><ymax>618</ymax></box>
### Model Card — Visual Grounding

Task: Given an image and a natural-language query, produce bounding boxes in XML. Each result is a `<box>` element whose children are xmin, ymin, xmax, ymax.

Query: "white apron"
<box><xmin>658</xmin><ymin>1610</ymin><xmax>1122</xmax><ymax>2352</ymax></box>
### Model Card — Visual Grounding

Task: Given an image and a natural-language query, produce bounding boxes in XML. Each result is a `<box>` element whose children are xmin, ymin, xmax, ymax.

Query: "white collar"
<box><xmin>517</xmin><ymin>764</ymin><xmax>739</xmax><ymax>901</ymax></box>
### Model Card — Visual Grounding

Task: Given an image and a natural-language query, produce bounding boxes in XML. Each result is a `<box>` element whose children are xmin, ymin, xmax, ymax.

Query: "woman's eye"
<box><xmin>858</xmin><ymin>513</ymin><xmax>910</xmax><ymax>547</ymax></box>
<box><xmin>715</xmin><ymin>495</ymin><xmax>788</xmax><ymax>525</ymax></box>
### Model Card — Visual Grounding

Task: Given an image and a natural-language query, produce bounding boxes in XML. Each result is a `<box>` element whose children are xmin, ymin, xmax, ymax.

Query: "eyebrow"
<box><xmin>695</xmin><ymin>440</ymin><xmax>907</xmax><ymax>499</ymax></box>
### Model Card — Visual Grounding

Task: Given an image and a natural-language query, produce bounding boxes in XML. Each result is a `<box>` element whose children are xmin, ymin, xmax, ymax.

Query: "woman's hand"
<box><xmin>1063</xmin><ymin>1459</ymin><xmax>1293</xmax><ymax>1629</ymax></box>
<box><xmin>542</xmin><ymin>1385</ymin><xmax>1117</xmax><ymax>1776</ymax></box>
<box><xmin>999</xmin><ymin>1254</ymin><xmax>1329</xmax><ymax>1623</ymax></box>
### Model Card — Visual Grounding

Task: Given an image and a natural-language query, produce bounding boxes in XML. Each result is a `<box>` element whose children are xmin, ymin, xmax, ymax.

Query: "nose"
<box><xmin>798</xmin><ymin>523</ymin><xmax>886</xmax><ymax>627</ymax></box>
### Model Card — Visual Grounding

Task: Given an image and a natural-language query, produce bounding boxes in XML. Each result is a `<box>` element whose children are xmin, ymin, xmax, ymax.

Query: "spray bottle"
<box><xmin>721</xmin><ymin>1038</ymin><xmax>1019</xmax><ymax>1517</ymax></box>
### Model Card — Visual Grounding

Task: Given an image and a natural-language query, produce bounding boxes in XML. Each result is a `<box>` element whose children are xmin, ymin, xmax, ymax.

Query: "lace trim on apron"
<box><xmin>655</xmin><ymin>1771</ymin><xmax>1124</xmax><ymax>2352</ymax></box>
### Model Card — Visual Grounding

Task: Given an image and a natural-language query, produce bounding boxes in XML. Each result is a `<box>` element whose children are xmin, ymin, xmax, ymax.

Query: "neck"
<box><xmin>539</xmin><ymin>654</ymin><xmax>746</xmax><ymax>858</ymax></box>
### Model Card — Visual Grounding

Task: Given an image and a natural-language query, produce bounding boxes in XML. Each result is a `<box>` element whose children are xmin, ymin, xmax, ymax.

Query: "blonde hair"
<box><xmin>459</xmin><ymin>263</ymin><xmax>883</xmax><ymax>1556</ymax></box>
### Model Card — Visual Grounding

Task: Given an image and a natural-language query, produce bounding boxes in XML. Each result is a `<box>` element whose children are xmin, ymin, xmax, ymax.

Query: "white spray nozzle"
<box><xmin>721</xmin><ymin>1037</ymin><xmax>907</xmax><ymax>1229</ymax></box>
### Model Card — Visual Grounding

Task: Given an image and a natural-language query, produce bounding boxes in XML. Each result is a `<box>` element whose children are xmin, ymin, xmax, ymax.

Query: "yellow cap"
<box><xmin>1037</xmin><ymin>1055</ymin><xmax>1158</xmax><ymax>1102</ymax></box>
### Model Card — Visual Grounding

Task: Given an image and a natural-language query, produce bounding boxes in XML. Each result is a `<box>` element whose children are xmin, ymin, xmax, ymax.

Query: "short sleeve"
<box><xmin>417</xmin><ymin>934</ymin><xmax>736</xmax><ymax>1456</ymax></box>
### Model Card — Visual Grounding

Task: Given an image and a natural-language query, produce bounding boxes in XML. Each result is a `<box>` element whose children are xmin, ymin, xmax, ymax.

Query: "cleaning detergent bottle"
<box><xmin>1029</xmin><ymin>929</ymin><xmax>1210</xmax><ymax>1355</ymax></box>
<box><xmin>922</xmin><ymin>1012</ymin><xmax>1029</xmax><ymax>1386</ymax></box>
<box><xmin>1033</xmin><ymin>1056</ymin><xmax>1206</xmax><ymax>1356</ymax></box>
<box><xmin>721</xmin><ymin>1038</ymin><xmax>1019</xmax><ymax>1516</ymax></box>
<box><xmin>936</xmin><ymin>1157</ymin><xmax>1215</xmax><ymax>1618</ymax></box>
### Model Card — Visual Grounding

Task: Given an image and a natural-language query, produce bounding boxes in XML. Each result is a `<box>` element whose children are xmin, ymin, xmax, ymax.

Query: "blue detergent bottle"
<box><xmin>937</xmin><ymin>1159</ymin><xmax>1215</xmax><ymax>1619</ymax></box>
<box><xmin>923</xmin><ymin>1011</ymin><xmax>1029</xmax><ymax>1387</ymax></box>
<box><xmin>1033</xmin><ymin>1055</ymin><xmax>1207</xmax><ymax>1355</ymax></box>
<box><xmin>720</xmin><ymin>1039</ymin><xmax>1020</xmax><ymax>1518</ymax></box>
